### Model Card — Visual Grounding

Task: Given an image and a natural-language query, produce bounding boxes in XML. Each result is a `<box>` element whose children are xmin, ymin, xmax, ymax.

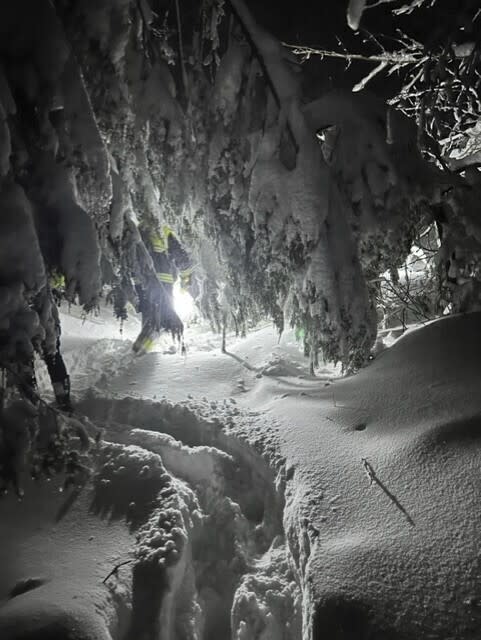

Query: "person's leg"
<box><xmin>133</xmin><ymin>310</ymin><xmax>158</xmax><ymax>354</ymax></box>
<box><xmin>44</xmin><ymin>341</ymin><xmax>71</xmax><ymax>411</ymax></box>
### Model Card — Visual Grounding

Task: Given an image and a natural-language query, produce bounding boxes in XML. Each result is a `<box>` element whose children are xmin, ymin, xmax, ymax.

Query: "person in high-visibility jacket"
<box><xmin>149</xmin><ymin>225</ymin><xmax>194</xmax><ymax>295</ymax></box>
<box><xmin>132</xmin><ymin>225</ymin><xmax>194</xmax><ymax>354</ymax></box>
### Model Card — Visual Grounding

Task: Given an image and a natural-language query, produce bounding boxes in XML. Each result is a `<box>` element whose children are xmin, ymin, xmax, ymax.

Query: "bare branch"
<box><xmin>282</xmin><ymin>43</ymin><xmax>421</xmax><ymax>66</ymax></box>
<box><xmin>352</xmin><ymin>60</ymin><xmax>389</xmax><ymax>91</ymax></box>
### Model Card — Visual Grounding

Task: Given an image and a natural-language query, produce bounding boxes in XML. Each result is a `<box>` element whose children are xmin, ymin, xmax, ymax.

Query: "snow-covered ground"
<box><xmin>1</xmin><ymin>304</ymin><xmax>481</xmax><ymax>639</ymax></box>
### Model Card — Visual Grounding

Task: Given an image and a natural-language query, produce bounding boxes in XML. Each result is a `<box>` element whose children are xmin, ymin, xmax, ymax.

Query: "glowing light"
<box><xmin>173</xmin><ymin>282</ymin><xmax>196</xmax><ymax>322</ymax></box>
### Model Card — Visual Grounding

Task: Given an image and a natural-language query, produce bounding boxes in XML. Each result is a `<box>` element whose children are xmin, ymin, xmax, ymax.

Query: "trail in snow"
<box><xmin>2</xmin><ymin>305</ymin><xmax>481</xmax><ymax>640</ymax></box>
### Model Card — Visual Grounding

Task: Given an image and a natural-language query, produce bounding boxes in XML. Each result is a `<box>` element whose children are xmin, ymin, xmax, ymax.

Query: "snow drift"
<box><xmin>2</xmin><ymin>310</ymin><xmax>480</xmax><ymax>639</ymax></box>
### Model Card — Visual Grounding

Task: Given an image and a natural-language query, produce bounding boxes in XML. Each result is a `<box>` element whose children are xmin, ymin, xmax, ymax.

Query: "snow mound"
<box><xmin>261</xmin><ymin>355</ymin><xmax>307</xmax><ymax>378</ymax></box>
<box><xmin>0</xmin><ymin>468</ymin><xmax>133</xmax><ymax>640</ymax></box>
<box><xmin>276</xmin><ymin>311</ymin><xmax>481</xmax><ymax>639</ymax></box>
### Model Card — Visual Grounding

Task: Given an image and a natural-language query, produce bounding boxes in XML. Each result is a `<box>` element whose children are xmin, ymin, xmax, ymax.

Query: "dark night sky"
<box><xmin>244</xmin><ymin>0</ymin><xmax>480</xmax><ymax>98</ymax></box>
<box><xmin>245</xmin><ymin>0</ymin><xmax>403</xmax><ymax>97</ymax></box>
<box><xmin>170</xmin><ymin>0</ymin><xmax>400</xmax><ymax>97</ymax></box>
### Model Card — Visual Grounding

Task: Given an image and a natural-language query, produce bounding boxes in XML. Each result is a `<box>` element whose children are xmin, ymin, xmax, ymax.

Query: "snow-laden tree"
<box><xmin>1</xmin><ymin>0</ymin><xmax>481</xmax><ymax>487</ymax></box>
<box><xmin>2</xmin><ymin>0</ymin><xmax>481</xmax><ymax>369</ymax></box>
<box><xmin>335</xmin><ymin>0</ymin><xmax>481</xmax><ymax>319</ymax></box>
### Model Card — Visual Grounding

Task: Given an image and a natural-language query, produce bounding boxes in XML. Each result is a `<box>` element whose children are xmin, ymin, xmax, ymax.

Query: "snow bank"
<box><xmin>0</xmin><ymin>471</ymin><xmax>133</xmax><ymax>640</ymax></box>
<box><xmin>275</xmin><ymin>311</ymin><xmax>481</xmax><ymax>638</ymax></box>
<box><xmin>4</xmin><ymin>305</ymin><xmax>481</xmax><ymax>638</ymax></box>
<box><xmin>78</xmin><ymin>311</ymin><xmax>481</xmax><ymax>638</ymax></box>
<box><xmin>232</xmin><ymin>541</ymin><xmax>302</xmax><ymax>640</ymax></box>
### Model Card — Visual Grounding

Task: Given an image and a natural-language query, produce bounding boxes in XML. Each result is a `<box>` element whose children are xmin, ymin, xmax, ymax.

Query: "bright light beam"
<box><xmin>173</xmin><ymin>282</ymin><xmax>196</xmax><ymax>323</ymax></box>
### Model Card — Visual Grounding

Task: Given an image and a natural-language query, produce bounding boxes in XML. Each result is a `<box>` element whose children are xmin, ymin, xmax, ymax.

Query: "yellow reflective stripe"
<box><xmin>156</xmin><ymin>272</ymin><xmax>174</xmax><ymax>283</ymax></box>
<box><xmin>150</xmin><ymin>226</ymin><xmax>174</xmax><ymax>253</ymax></box>
<box><xmin>162</xmin><ymin>225</ymin><xmax>174</xmax><ymax>238</ymax></box>
<box><xmin>180</xmin><ymin>266</ymin><xmax>193</xmax><ymax>278</ymax></box>
<box><xmin>142</xmin><ymin>337</ymin><xmax>155</xmax><ymax>352</ymax></box>
<box><xmin>151</xmin><ymin>235</ymin><xmax>167</xmax><ymax>253</ymax></box>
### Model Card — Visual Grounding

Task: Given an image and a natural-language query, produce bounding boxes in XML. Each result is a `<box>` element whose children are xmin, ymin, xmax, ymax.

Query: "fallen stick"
<box><xmin>361</xmin><ymin>458</ymin><xmax>415</xmax><ymax>527</ymax></box>
<box><xmin>102</xmin><ymin>560</ymin><xmax>133</xmax><ymax>584</ymax></box>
